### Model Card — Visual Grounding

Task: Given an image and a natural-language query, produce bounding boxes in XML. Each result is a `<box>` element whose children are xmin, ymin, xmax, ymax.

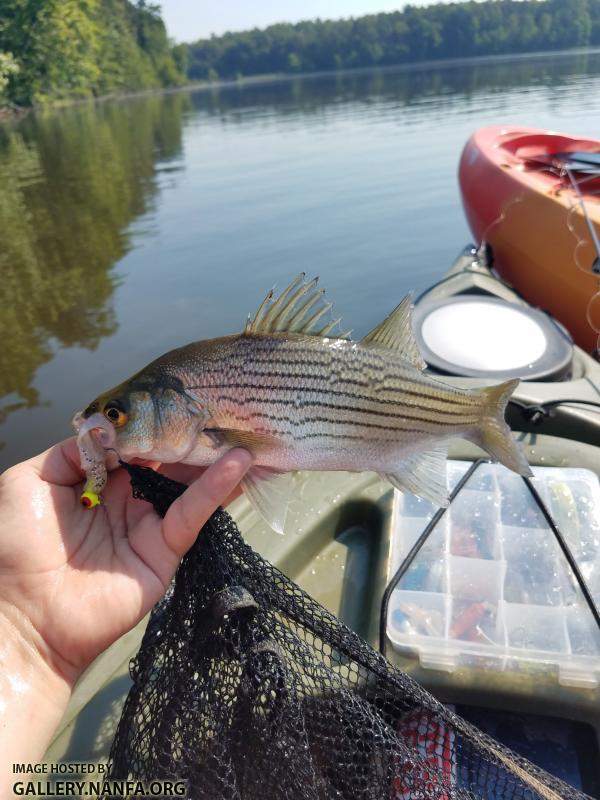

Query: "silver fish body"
<box><xmin>75</xmin><ymin>276</ymin><xmax>531</xmax><ymax>532</ymax></box>
<box><xmin>170</xmin><ymin>334</ymin><xmax>501</xmax><ymax>471</ymax></box>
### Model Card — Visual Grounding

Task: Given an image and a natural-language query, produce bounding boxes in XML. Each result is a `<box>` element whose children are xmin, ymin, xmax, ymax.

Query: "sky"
<box><xmin>159</xmin><ymin>1</ymin><xmax>434</xmax><ymax>43</ymax></box>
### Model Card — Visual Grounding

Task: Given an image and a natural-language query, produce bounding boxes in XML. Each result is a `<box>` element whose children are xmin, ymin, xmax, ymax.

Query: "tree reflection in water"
<box><xmin>0</xmin><ymin>93</ymin><xmax>188</xmax><ymax>431</ymax></box>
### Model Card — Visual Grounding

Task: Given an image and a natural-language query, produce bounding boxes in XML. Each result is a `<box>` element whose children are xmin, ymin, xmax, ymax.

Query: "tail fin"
<box><xmin>469</xmin><ymin>379</ymin><xmax>532</xmax><ymax>476</ymax></box>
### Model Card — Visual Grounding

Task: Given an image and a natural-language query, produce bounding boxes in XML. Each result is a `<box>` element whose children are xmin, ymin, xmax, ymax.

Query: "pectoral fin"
<box><xmin>241</xmin><ymin>467</ymin><xmax>295</xmax><ymax>535</ymax></box>
<box><xmin>221</xmin><ymin>428</ymin><xmax>279</xmax><ymax>451</ymax></box>
<box><xmin>380</xmin><ymin>445</ymin><xmax>449</xmax><ymax>506</ymax></box>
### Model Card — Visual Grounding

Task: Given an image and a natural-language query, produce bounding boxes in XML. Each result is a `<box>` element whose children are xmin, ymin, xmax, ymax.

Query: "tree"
<box><xmin>0</xmin><ymin>0</ymin><xmax>184</xmax><ymax>108</ymax></box>
<box><xmin>287</xmin><ymin>52</ymin><xmax>301</xmax><ymax>71</ymax></box>
<box><xmin>0</xmin><ymin>52</ymin><xmax>19</xmax><ymax>103</ymax></box>
<box><xmin>184</xmin><ymin>0</ymin><xmax>594</xmax><ymax>81</ymax></box>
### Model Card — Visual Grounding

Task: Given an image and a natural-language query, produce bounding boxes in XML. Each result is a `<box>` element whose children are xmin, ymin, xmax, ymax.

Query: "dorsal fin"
<box><xmin>244</xmin><ymin>274</ymin><xmax>351</xmax><ymax>339</ymax></box>
<box><xmin>361</xmin><ymin>293</ymin><xmax>426</xmax><ymax>370</ymax></box>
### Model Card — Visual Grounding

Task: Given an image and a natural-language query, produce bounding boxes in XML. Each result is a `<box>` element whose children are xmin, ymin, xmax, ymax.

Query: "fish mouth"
<box><xmin>71</xmin><ymin>401</ymin><xmax>100</xmax><ymax>430</ymax></box>
<box><xmin>72</xmin><ymin>410</ymin><xmax>117</xmax><ymax>450</ymax></box>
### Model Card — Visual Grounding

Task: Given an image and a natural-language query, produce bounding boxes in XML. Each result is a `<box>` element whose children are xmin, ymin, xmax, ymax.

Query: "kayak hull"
<box><xmin>459</xmin><ymin>125</ymin><xmax>600</xmax><ymax>353</ymax></box>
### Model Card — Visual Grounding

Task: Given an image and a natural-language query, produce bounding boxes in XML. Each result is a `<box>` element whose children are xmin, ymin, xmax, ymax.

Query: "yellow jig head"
<box><xmin>73</xmin><ymin>412</ymin><xmax>115</xmax><ymax>510</ymax></box>
<box><xmin>80</xmin><ymin>487</ymin><xmax>102</xmax><ymax>508</ymax></box>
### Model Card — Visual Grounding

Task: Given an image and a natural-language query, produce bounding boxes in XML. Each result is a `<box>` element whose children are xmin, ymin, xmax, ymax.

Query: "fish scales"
<box><xmin>164</xmin><ymin>335</ymin><xmax>482</xmax><ymax>470</ymax></box>
<box><xmin>74</xmin><ymin>276</ymin><xmax>531</xmax><ymax>532</ymax></box>
<box><xmin>191</xmin><ymin>334</ymin><xmax>480</xmax><ymax>413</ymax></box>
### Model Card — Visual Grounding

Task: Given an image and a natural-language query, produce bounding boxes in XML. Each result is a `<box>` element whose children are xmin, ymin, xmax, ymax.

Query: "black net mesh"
<box><xmin>107</xmin><ymin>463</ymin><xmax>590</xmax><ymax>800</ymax></box>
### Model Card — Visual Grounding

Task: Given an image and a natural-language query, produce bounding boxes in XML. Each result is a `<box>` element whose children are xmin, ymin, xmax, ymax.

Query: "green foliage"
<box><xmin>172</xmin><ymin>42</ymin><xmax>189</xmax><ymax>77</ymax></box>
<box><xmin>0</xmin><ymin>51</ymin><xmax>19</xmax><ymax>102</ymax></box>
<box><xmin>287</xmin><ymin>52</ymin><xmax>302</xmax><ymax>72</ymax></box>
<box><xmin>0</xmin><ymin>0</ymin><xmax>184</xmax><ymax>107</ymax></box>
<box><xmin>185</xmin><ymin>0</ymin><xmax>596</xmax><ymax>81</ymax></box>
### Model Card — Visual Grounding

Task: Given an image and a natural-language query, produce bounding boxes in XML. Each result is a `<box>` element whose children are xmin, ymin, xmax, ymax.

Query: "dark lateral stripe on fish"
<box><xmin>272</xmin><ymin>430</ymin><xmax>425</xmax><ymax>442</ymax></box>
<box><xmin>237</xmin><ymin>341</ymin><xmax>398</xmax><ymax>367</ymax></box>
<box><xmin>201</xmin><ymin>391</ymin><xmax>476</xmax><ymax>423</ymax></box>
<box><xmin>275</xmin><ymin>424</ymin><xmax>433</xmax><ymax>439</ymax></box>
<box><xmin>187</xmin><ymin>379</ymin><xmax>475</xmax><ymax>415</ymax></box>
<box><xmin>236</xmin><ymin>410</ymin><xmax>449</xmax><ymax>435</ymax></box>
<box><xmin>232</xmin><ymin>349</ymin><xmax>478</xmax><ymax>395</ymax></box>
<box><xmin>236</xmin><ymin>353</ymin><xmax>350</xmax><ymax>367</ymax></box>
<box><xmin>205</xmin><ymin>395</ymin><xmax>477</xmax><ymax>426</ymax></box>
<box><xmin>204</xmin><ymin>347</ymin><xmax>435</xmax><ymax>376</ymax></box>
<box><xmin>208</xmin><ymin>404</ymin><xmax>438</xmax><ymax>438</ymax></box>
<box><xmin>210</xmin><ymin>401</ymin><xmax>476</xmax><ymax>432</ymax></box>
<box><xmin>189</xmin><ymin>382</ymin><xmax>477</xmax><ymax>421</ymax></box>
<box><xmin>228</xmin><ymin>341</ymin><xmax>475</xmax><ymax>401</ymax></box>
<box><xmin>229</xmin><ymin>369</ymin><xmax>369</xmax><ymax>386</ymax></box>
<box><xmin>220</xmin><ymin>354</ymin><xmax>464</xmax><ymax>382</ymax></box>
<box><xmin>229</xmin><ymin>403</ymin><xmax>476</xmax><ymax>430</ymax></box>
<box><xmin>215</xmin><ymin>360</ymin><xmax>469</xmax><ymax>404</ymax></box>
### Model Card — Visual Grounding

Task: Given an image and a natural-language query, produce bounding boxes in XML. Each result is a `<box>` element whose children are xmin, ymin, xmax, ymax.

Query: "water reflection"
<box><xmin>0</xmin><ymin>94</ymin><xmax>188</xmax><ymax>433</ymax></box>
<box><xmin>189</xmin><ymin>50</ymin><xmax>599</xmax><ymax>120</ymax></box>
<box><xmin>1</xmin><ymin>50</ymin><xmax>600</xmax><ymax>466</ymax></box>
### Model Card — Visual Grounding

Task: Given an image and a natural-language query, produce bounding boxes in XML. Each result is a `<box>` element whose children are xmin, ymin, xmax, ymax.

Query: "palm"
<box><xmin>0</xmin><ymin>439</ymin><xmax>250</xmax><ymax>683</ymax></box>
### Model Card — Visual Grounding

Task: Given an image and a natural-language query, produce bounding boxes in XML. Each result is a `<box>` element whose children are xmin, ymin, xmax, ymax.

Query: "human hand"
<box><xmin>0</xmin><ymin>440</ymin><xmax>252</xmax><ymax>688</ymax></box>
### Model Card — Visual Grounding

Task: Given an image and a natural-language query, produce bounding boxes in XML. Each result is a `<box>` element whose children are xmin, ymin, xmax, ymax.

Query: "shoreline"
<box><xmin>0</xmin><ymin>105</ymin><xmax>30</xmax><ymax>122</ymax></box>
<box><xmin>198</xmin><ymin>44</ymin><xmax>600</xmax><ymax>92</ymax></box>
<box><xmin>2</xmin><ymin>45</ymin><xmax>600</xmax><ymax>121</ymax></box>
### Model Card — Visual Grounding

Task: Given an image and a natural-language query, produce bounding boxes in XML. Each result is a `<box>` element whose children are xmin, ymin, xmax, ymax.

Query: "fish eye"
<box><xmin>104</xmin><ymin>401</ymin><xmax>128</xmax><ymax>428</ymax></box>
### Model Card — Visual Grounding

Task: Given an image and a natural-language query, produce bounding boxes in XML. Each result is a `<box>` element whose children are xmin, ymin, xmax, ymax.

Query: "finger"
<box><xmin>32</xmin><ymin>437</ymin><xmax>122</xmax><ymax>487</ymax></box>
<box><xmin>157</xmin><ymin>459</ymin><xmax>244</xmax><ymax>506</ymax></box>
<box><xmin>31</xmin><ymin>438</ymin><xmax>85</xmax><ymax>486</ymax></box>
<box><xmin>157</xmin><ymin>462</ymin><xmax>206</xmax><ymax>484</ymax></box>
<box><xmin>162</xmin><ymin>449</ymin><xmax>252</xmax><ymax>557</ymax></box>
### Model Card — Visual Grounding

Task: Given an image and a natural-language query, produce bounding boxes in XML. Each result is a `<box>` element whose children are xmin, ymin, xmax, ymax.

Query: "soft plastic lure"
<box><xmin>72</xmin><ymin>412</ymin><xmax>116</xmax><ymax>508</ymax></box>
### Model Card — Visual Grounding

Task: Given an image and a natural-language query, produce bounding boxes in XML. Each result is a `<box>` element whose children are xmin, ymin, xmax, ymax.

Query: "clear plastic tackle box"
<box><xmin>387</xmin><ymin>462</ymin><xmax>600</xmax><ymax>688</ymax></box>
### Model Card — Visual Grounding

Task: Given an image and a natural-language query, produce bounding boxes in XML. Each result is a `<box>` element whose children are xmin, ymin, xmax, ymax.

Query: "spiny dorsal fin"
<box><xmin>361</xmin><ymin>293</ymin><xmax>426</xmax><ymax>370</ymax></box>
<box><xmin>244</xmin><ymin>274</ymin><xmax>351</xmax><ymax>339</ymax></box>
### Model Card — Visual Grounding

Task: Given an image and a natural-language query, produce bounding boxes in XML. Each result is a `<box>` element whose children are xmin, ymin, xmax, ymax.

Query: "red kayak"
<box><xmin>459</xmin><ymin>125</ymin><xmax>600</xmax><ymax>354</ymax></box>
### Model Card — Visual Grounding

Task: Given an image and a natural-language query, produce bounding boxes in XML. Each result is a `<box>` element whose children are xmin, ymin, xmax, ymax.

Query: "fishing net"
<box><xmin>106</xmin><ymin>462</ymin><xmax>589</xmax><ymax>800</ymax></box>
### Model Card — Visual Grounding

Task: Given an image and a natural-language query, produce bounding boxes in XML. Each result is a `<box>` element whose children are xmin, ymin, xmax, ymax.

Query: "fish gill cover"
<box><xmin>103</xmin><ymin>462</ymin><xmax>588</xmax><ymax>800</ymax></box>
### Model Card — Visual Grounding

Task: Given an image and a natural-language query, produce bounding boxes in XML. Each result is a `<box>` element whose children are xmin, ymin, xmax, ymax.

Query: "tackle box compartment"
<box><xmin>386</xmin><ymin>461</ymin><xmax>600</xmax><ymax>688</ymax></box>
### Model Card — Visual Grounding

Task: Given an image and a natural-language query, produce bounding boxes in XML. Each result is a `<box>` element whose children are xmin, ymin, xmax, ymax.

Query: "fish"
<box><xmin>73</xmin><ymin>274</ymin><xmax>531</xmax><ymax>533</ymax></box>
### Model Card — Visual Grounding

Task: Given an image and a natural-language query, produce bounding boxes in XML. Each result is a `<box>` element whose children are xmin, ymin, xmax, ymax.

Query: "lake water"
<box><xmin>3</xmin><ymin>50</ymin><xmax>600</xmax><ymax>469</ymax></box>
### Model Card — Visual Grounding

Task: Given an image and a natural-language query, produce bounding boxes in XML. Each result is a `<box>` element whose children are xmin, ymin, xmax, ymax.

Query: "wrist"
<box><xmin>0</xmin><ymin>599</ymin><xmax>84</xmax><ymax>688</ymax></box>
<box><xmin>0</xmin><ymin>607</ymin><xmax>74</xmax><ymax>782</ymax></box>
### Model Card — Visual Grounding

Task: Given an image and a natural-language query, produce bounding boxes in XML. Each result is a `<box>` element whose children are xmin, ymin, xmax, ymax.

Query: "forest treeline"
<box><xmin>1</xmin><ymin>0</ymin><xmax>598</xmax><ymax>109</ymax></box>
<box><xmin>186</xmin><ymin>0</ymin><xmax>597</xmax><ymax>80</ymax></box>
<box><xmin>0</xmin><ymin>0</ymin><xmax>186</xmax><ymax>107</ymax></box>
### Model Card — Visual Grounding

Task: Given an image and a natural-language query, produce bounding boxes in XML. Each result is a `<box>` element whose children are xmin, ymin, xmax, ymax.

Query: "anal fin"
<box><xmin>380</xmin><ymin>445</ymin><xmax>449</xmax><ymax>507</ymax></box>
<box><xmin>241</xmin><ymin>467</ymin><xmax>294</xmax><ymax>535</ymax></box>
